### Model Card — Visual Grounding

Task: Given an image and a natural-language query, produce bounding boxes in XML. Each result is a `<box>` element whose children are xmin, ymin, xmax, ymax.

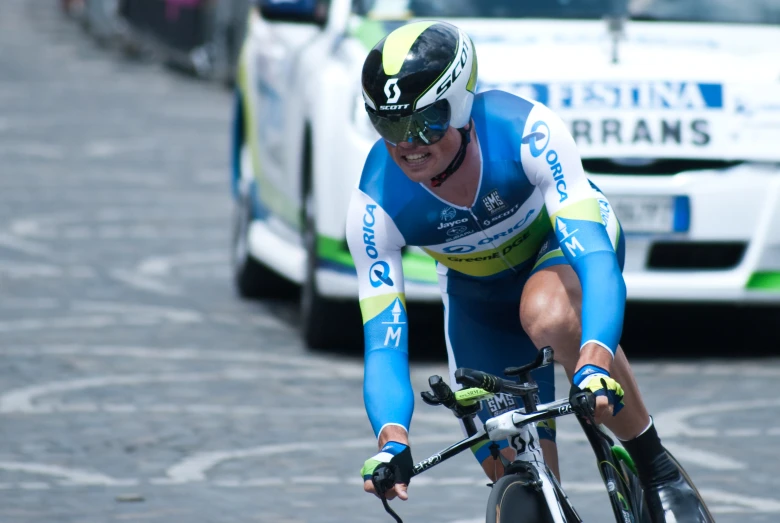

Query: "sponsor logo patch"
<box><xmin>369</xmin><ymin>260</ymin><xmax>394</xmax><ymax>288</ymax></box>
<box><xmin>482</xmin><ymin>189</ymin><xmax>506</xmax><ymax>214</ymax></box>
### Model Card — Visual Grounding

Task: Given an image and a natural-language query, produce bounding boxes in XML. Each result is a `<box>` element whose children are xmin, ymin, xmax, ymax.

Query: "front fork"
<box><xmin>578</xmin><ymin>416</ymin><xmax>642</xmax><ymax>523</ymax></box>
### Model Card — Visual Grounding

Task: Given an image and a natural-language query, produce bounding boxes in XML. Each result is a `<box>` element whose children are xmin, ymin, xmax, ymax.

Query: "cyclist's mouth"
<box><xmin>402</xmin><ymin>152</ymin><xmax>431</xmax><ymax>166</ymax></box>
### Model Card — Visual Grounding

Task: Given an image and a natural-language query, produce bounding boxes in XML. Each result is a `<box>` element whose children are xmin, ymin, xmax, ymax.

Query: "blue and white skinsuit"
<box><xmin>346</xmin><ymin>90</ymin><xmax>627</xmax><ymax>463</ymax></box>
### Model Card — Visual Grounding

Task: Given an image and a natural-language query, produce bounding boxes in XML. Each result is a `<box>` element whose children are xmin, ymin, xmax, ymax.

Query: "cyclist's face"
<box><xmin>384</xmin><ymin>126</ymin><xmax>462</xmax><ymax>183</ymax></box>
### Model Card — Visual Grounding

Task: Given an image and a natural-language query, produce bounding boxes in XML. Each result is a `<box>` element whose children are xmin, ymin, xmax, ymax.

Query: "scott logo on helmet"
<box><xmin>379</xmin><ymin>104</ymin><xmax>409</xmax><ymax>111</ymax></box>
<box><xmin>436</xmin><ymin>38</ymin><xmax>470</xmax><ymax>99</ymax></box>
<box><xmin>384</xmin><ymin>78</ymin><xmax>401</xmax><ymax>103</ymax></box>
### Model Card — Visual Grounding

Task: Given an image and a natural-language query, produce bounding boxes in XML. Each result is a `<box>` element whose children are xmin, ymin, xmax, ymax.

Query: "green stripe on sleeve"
<box><xmin>360</xmin><ymin>293</ymin><xmax>407</xmax><ymax>324</ymax></box>
<box><xmin>551</xmin><ymin>198</ymin><xmax>603</xmax><ymax>224</ymax></box>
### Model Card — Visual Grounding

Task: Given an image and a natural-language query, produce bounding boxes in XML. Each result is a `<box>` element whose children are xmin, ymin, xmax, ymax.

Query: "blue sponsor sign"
<box><xmin>482</xmin><ymin>81</ymin><xmax>723</xmax><ymax>110</ymax></box>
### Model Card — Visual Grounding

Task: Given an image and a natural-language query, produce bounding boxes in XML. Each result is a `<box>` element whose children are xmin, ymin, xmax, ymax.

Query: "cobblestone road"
<box><xmin>1</xmin><ymin>2</ymin><xmax>779</xmax><ymax>522</ymax></box>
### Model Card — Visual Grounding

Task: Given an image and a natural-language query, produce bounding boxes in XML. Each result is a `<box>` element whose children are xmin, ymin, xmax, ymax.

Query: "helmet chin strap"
<box><xmin>429</xmin><ymin>122</ymin><xmax>472</xmax><ymax>188</ymax></box>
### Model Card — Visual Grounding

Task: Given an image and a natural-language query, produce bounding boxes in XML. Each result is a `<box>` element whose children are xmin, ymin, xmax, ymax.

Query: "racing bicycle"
<box><xmin>371</xmin><ymin>347</ymin><xmax>652</xmax><ymax>523</ymax></box>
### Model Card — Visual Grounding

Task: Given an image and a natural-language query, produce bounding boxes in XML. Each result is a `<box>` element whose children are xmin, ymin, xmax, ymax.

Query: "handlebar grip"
<box><xmin>372</xmin><ymin>465</ymin><xmax>396</xmax><ymax>496</ymax></box>
<box><xmin>429</xmin><ymin>375</ymin><xmax>457</xmax><ymax>409</ymax></box>
<box><xmin>454</xmin><ymin>368</ymin><xmax>502</xmax><ymax>394</ymax></box>
<box><xmin>571</xmin><ymin>390</ymin><xmax>597</xmax><ymax>417</ymax></box>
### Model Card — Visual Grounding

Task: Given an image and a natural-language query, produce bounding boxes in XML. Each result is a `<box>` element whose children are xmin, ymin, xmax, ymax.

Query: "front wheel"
<box><xmin>486</xmin><ymin>473</ymin><xmax>556</xmax><ymax>523</ymax></box>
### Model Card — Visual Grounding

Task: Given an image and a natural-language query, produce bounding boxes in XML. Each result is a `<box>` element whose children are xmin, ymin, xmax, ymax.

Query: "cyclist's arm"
<box><xmin>346</xmin><ymin>187</ymin><xmax>413</xmax><ymax>443</ymax></box>
<box><xmin>520</xmin><ymin>103</ymin><xmax>626</xmax><ymax>360</ymax></box>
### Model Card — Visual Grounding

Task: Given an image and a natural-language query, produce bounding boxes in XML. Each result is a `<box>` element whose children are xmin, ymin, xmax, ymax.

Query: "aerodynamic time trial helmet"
<box><xmin>361</xmin><ymin>21</ymin><xmax>478</xmax><ymax>147</ymax></box>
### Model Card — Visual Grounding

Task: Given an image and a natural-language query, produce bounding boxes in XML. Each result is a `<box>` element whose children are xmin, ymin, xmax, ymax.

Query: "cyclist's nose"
<box><xmin>397</xmin><ymin>140</ymin><xmax>425</xmax><ymax>151</ymax></box>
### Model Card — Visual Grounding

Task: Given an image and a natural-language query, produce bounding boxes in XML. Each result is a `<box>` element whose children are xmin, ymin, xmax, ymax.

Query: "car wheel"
<box><xmin>300</xmin><ymin>193</ymin><xmax>359</xmax><ymax>350</ymax></box>
<box><xmin>231</xmin><ymin>188</ymin><xmax>292</xmax><ymax>299</ymax></box>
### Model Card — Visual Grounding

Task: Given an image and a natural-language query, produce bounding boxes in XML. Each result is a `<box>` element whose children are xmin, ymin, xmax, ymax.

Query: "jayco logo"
<box><xmin>384</xmin><ymin>78</ymin><xmax>400</xmax><ymax>103</ymax></box>
<box><xmin>438</xmin><ymin>218</ymin><xmax>468</xmax><ymax>230</ymax></box>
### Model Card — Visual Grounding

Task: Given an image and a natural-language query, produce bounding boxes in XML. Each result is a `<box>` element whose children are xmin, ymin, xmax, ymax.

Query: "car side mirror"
<box><xmin>258</xmin><ymin>0</ymin><xmax>326</xmax><ymax>26</ymax></box>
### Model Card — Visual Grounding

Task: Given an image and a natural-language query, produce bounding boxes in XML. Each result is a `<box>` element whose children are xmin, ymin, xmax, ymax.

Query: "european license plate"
<box><xmin>609</xmin><ymin>195</ymin><xmax>686</xmax><ymax>233</ymax></box>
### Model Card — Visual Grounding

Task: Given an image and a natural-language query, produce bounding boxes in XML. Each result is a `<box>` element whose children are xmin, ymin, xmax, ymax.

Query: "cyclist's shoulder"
<box><xmin>472</xmin><ymin>90</ymin><xmax>556</xmax><ymax>154</ymax></box>
<box><xmin>354</xmin><ymin>139</ymin><xmax>420</xmax><ymax>219</ymax></box>
<box><xmin>474</xmin><ymin>90</ymin><xmax>538</xmax><ymax>123</ymax></box>
<box><xmin>475</xmin><ymin>90</ymin><xmax>560</xmax><ymax>128</ymax></box>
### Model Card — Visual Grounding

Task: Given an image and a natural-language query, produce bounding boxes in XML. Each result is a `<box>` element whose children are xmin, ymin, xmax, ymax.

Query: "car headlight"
<box><xmin>352</xmin><ymin>92</ymin><xmax>379</xmax><ymax>140</ymax></box>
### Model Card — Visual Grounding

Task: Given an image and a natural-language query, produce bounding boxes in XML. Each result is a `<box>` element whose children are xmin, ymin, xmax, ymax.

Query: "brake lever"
<box><xmin>572</xmin><ymin>390</ymin><xmax>615</xmax><ymax>443</ymax></box>
<box><xmin>571</xmin><ymin>390</ymin><xmax>596</xmax><ymax>419</ymax></box>
<box><xmin>372</xmin><ymin>467</ymin><xmax>403</xmax><ymax>523</ymax></box>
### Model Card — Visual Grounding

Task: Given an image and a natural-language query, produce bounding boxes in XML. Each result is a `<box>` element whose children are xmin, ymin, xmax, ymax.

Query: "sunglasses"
<box><xmin>366</xmin><ymin>100</ymin><xmax>451</xmax><ymax>146</ymax></box>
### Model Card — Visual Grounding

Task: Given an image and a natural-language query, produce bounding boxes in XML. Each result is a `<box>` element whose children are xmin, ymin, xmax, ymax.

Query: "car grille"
<box><xmin>647</xmin><ymin>242</ymin><xmax>747</xmax><ymax>270</ymax></box>
<box><xmin>583</xmin><ymin>159</ymin><xmax>743</xmax><ymax>176</ymax></box>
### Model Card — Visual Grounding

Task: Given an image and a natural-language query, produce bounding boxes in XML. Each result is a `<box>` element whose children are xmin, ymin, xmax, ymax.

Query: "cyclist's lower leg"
<box><xmin>520</xmin><ymin>266</ymin><xmax>712</xmax><ymax>520</ymax></box>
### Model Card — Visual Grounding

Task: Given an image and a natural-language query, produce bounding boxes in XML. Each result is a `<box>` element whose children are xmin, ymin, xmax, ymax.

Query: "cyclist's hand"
<box><xmin>361</xmin><ymin>441</ymin><xmax>413</xmax><ymax>501</ymax></box>
<box><xmin>571</xmin><ymin>364</ymin><xmax>624</xmax><ymax>424</ymax></box>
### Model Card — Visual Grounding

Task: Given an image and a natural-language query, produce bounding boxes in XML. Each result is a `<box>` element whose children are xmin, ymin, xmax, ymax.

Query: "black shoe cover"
<box><xmin>643</xmin><ymin>451</ymin><xmax>715</xmax><ymax>523</ymax></box>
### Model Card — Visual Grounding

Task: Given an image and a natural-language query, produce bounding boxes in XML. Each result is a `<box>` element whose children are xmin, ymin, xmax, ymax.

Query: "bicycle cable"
<box><xmin>380</xmin><ymin>495</ymin><xmax>403</xmax><ymax>523</ymax></box>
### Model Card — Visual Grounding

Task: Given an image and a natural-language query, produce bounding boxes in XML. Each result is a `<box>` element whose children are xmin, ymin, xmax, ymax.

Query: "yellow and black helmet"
<box><xmin>361</xmin><ymin>21</ymin><xmax>478</xmax><ymax>146</ymax></box>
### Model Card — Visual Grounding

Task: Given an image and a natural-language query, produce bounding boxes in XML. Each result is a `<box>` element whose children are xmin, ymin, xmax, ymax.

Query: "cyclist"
<box><xmin>346</xmin><ymin>20</ymin><xmax>712</xmax><ymax>521</ymax></box>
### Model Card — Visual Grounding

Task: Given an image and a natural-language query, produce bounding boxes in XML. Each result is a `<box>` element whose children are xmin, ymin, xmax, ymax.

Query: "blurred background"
<box><xmin>1</xmin><ymin>0</ymin><xmax>779</xmax><ymax>521</ymax></box>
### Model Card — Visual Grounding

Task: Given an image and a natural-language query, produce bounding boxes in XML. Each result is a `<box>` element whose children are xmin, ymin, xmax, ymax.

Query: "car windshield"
<box><xmin>354</xmin><ymin>0</ymin><xmax>780</xmax><ymax>24</ymax></box>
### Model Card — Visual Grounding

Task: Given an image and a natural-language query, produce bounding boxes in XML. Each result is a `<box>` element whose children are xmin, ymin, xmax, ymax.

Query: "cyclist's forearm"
<box><xmin>572</xmin><ymin>250</ymin><xmax>626</xmax><ymax>357</ymax></box>
<box><xmin>364</xmin><ymin>348</ymin><xmax>415</xmax><ymax>438</ymax></box>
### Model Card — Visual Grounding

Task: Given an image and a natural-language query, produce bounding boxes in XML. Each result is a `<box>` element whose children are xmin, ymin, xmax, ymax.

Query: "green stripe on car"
<box><xmin>746</xmin><ymin>271</ymin><xmax>780</xmax><ymax>290</ymax></box>
<box><xmin>400</xmin><ymin>251</ymin><xmax>437</xmax><ymax>283</ymax></box>
<box><xmin>317</xmin><ymin>235</ymin><xmax>355</xmax><ymax>267</ymax></box>
<box><xmin>350</xmin><ymin>19</ymin><xmax>392</xmax><ymax>50</ymax></box>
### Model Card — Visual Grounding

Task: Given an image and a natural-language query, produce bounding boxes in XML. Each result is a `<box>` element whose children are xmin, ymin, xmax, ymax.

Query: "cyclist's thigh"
<box><xmin>438</xmin><ymin>267</ymin><xmax>555</xmax><ymax>461</ymax></box>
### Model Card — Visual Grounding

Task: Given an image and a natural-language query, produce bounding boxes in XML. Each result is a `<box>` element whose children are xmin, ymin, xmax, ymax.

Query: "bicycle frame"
<box><xmin>407</xmin><ymin>399</ymin><xmax>643</xmax><ymax>523</ymax></box>
<box><xmin>377</xmin><ymin>347</ymin><xmax>647</xmax><ymax>523</ymax></box>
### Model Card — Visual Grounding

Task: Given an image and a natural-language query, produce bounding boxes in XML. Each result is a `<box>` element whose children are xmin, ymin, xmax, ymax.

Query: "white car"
<box><xmin>230</xmin><ymin>0</ymin><xmax>780</xmax><ymax>348</ymax></box>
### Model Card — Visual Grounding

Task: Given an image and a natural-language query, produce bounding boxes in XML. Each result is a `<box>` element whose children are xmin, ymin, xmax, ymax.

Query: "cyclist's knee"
<box><xmin>520</xmin><ymin>287</ymin><xmax>580</xmax><ymax>365</ymax></box>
